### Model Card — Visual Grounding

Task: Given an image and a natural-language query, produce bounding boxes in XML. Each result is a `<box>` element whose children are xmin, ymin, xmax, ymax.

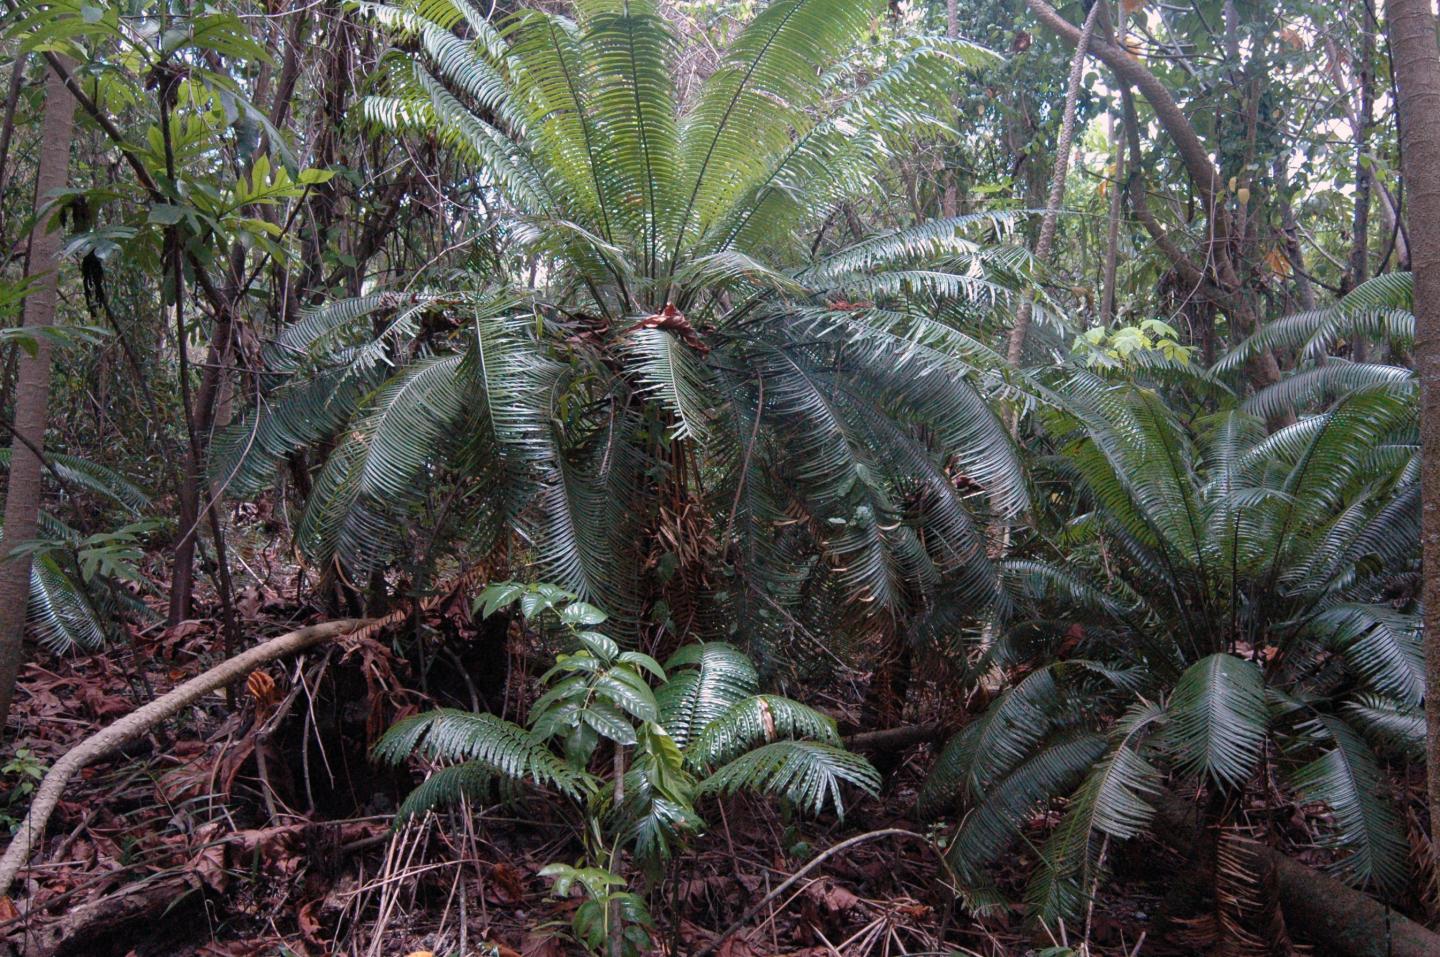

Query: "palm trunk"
<box><xmin>1384</xmin><ymin>0</ymin><xmax>1440</xmax><ymax>895</ymax></box>
<box><xmin>0</xmin><ymin>60</ymin><xmax>74</xmax><ymax>734</ymax></box>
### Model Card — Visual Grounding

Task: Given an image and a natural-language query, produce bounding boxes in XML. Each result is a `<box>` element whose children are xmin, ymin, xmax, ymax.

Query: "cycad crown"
<box><xmin>216</xmin><ymin>0</ymin><xmax>1035</xmax><ymax>659</ymax></box>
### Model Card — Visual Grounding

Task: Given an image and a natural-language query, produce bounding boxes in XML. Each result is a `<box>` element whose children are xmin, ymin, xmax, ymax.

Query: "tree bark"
<box><xmin>1385</xmin><ymin>0</ymin><xmax>1440</xmax><ymax>898</ymax></box>
<box><xmin>842</xmin><ymin>721</ymin><xmax>946</xmax><ymax>751</ymax></box>
<box><xmin>1100</xmin><ymin>110</ymin><xmax>1124</xmax><ymax>325</ymax></box>
<box><xmin>940</xmin><ymin>0</ymin><xmax>959</xmax><ymax>218</ymax></box>
<box><xmin>0</xmin><ymin>53</ymin><xmax>27</xmax><ymax>240</ymax></box>
<box><xmin>1347</xmin><ymin>24</ymin><xmax>1376</xmax><ymax>307</ymax></box>
<box><xmin>1154</xmin><ymin>797</ymin><xmax>1439</xmax><ymax>957</ymax></box>
<box><xmin>0</xmin><ymin>60</ymin><xmax>73</xmax><ymax>734</ymax></box>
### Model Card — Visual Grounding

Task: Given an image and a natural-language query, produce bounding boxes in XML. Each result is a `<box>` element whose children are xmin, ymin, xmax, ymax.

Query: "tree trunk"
<box><xmin>940</xmin><ymin>0</ymin><xmax>959</xmax><ymax>218</ymax></box>
<box><xmin>1385</xmin><ymin>0</ymin><xmax>1440</xmax><ymax>897</ymax></box>
<box><xmin>0</xmin><ymin>60</ymin><xmax>73</xmax><ymax>735</ymax></box>
<box><xmin>0</xmin><ymin>53</ymin><xmax>27</xmax><ymax>240</ymax></box>
<box><xmin>1154</xmin><ymin>797</ymin><xmax>1440</xmax><ymax>957</ymax></box>
<box><xmin>1100</xmin><ymin>111</ymin><xmax>1124</xmax><ymax>325</ymax></box>
<box><xmin>1007</xmin><ymin>0</ymin><xmax>1102</xmax><ymax>365</ymax></box>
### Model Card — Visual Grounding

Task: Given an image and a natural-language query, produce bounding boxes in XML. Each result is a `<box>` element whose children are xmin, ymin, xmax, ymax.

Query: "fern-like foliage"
<box><xmin>0</xmin><ymin>450</ymin><xmax>152</xmax><ymax>654</ymax></box>
<box><xmin>922</xmin><ymin>374</ymin><xmax>1421</xmax><ymax>919</ymax></box>
<box><xmin>374</xmin><ymin>708</ymin><xmax>589</xmax><ymax>798</ymax></box>
<box><xmin>218</xmin><ymin>0</ymin><xmax>1029</xmax><ymax>671</ymax></box>
<box><xmin>377</xmin><ymin>602</ymin><xmax>876</xmax><ymax>863</ymax></box>
<box><xmin>696</xmin><ymin>740</ymin><xmax>880</xmax><ymax>819</ymax></box>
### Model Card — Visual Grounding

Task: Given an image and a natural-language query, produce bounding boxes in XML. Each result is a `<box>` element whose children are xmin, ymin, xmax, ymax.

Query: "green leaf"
<box><xmin>1167</xmin><ymin>654</ymin><xmax>1267</xmax><ymax>789</ymax></box>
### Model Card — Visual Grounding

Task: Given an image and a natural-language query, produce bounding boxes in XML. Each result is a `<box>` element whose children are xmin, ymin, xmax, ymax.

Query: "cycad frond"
<box><xmin>1166</xmin><ymin>653</ymin><xmax>1267</xmax><ymax>789</ymax></box>
<box><xmin>658</xmin><ymin>642</ymin><xmax>760</xmax><ymax>748</ymax></box>
<box><xmin>1216</xmin><ymin>272</ymin><xmax>1413</xmax><ymax>374</ymax></box>
<box><xmin>374</xmin><ymin>708</ymin><xmax>587</xmax><ymax>797</ymax></box>
<box><xmin>624</xmin><ymin>328</ymin><xmax>716</xmax><ymax>442</ymax></box>
<box><xmin>918</xmin><ymin>666</ymin><xmax>1065</xmax><ymax>817</ymax></box>
<box><xmin>674</xmin><ymin>0</ymin><xmax>885</xmax><ymax>251</ymax></box>
<box><xmin>944</xmin><ymin>731</ymin><xmax>1107</xmax><ymax>883</ymax></box>
<box><xmin>685</xmin><ymin>694</ymin><xmax>839</xmax><ymax>769</ymax></box>
<box><xmin>1241</xmin><ymin>362</ymin><xmax>1415</xmax><ymax>423</ymax></box>
<box><xmin>1342</xmin><ymin>694</ymin><xmax>1425</xmax><ymax>758</ymax></box>
<box><xmin>1289</xmin><ymin>715</ymin><xmax>1408</xmax><ymax>895</ymax></box>
<box><xmin>696</xmin><ymin>739</ymin><xmax>880</xmax><ymax>818</ymax></box>
<box><xmin>27</xmin><ymin>554</ymin><xmax>111</xmax><ymax>654</ymax></box>
<box><xmin>1310</xmin><ymin>604</ymin><xmax>1424</xmax><ymax>706</ymax></box>
<box><xmin>1027</xmin><ymin>703</ymin><xmax>1165</xmax><ymax>923</ymax></box>
<box><xmin>0</xmin><ymin>450</ymin><xmax>149</xmax><ymax>514</ymax></box>
<box><xmin>395</xmin><ymin>761</ymin><xmax>498</xmax><ymax>821</ymax></box>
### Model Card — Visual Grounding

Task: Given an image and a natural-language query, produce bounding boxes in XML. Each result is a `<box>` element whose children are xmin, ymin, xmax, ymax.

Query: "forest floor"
<box><xmin>0</xmin><ymin>512</ymin><xmax>1381</xmax><ymax>956</ymax></box>
<box><xmin>0</xmin><ymin>618</ymin><xmax>1176</xmax><ymax>957</ymax></box>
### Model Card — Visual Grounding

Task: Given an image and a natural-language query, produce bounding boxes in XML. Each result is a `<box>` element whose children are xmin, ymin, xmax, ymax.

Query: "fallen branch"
<box><xmin>842</xmin><ymin>721</ymin><xmax>946</xmax><ymax>751</ymax></box>
<box><xmin>0</xmin><ymin>618</ymin><xmax>365</xmax><ymax>900</ymax></box>
<box><xmin>8</xmin><ymin>872</ymin><xmax>199</xmax><ymax>956</ymax></box>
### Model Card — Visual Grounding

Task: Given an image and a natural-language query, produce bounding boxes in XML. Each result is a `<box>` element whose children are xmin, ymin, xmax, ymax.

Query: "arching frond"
<box><xmin>1166</xmin><ymin>653</ymin><xmax>1266</xmax><ymax>789</ymax></box>
<box><xmin>1027</xmin><ymin>702</ymin><xmax>1165</xmax><ymax>923</ymax></box>
<box><xmin>658</xmin><ymin>642</ymin><xmax>760</xmax><ymax>748</ymax></box>
<box><xmin>696</xmin><ymin>739</ymin><xmax>880</xmax><ymax>818</ymax></box>
<box><xmin>1289</xmin><ymin>715</ymin><xmax>1408</xmax><ymax>895</ymax></box>
<box><xmin>944</xmin><ymin>731</ymin><xmax>1107</xmax><ymax>884</ymax></box>
<box><xmin>374</xmin><ymin>708</ymin><xmax>588</xmax><ymax>797</ymax></box>
<box><xmin>685</xmin><ymin>694</ymin><xmax>840</xmax><ymax>768</ymax></box>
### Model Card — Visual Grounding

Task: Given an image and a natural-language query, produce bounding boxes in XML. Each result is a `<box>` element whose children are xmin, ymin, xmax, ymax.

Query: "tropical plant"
<box><xmin>919</xmin><ymin>372</ymin><xmax>1421</xmax><ymax>928</ymax></box>
<box><xmin>216</xmin><ymin>0</ymin><xmax>1036</xmax><ymax>682</ymax></box>
<box><xmin>1217</xmin><ymin>271</ymin><xmax>1415</xmax><ymax>411</ymax></box>
<box><xmin>373</xmin><ymin>582</ymin><xmax>878</xmax><ymax>954</ymax></box>
<box><xmin>0</xmin><ymin>449</ymin><xmax>151</xmax><ymax>653</ymax></box>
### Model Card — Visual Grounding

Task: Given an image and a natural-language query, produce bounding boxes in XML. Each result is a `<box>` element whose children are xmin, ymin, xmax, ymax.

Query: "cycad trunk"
<box><xmin>1385</xmin><ymin>0</ymin><xmax>1440</xmax><ymax>893</ymax></box>
<box><xmin>0</xmin><ymin>60</ymin><xmax>74</xmax><ymax>734</ymax></box>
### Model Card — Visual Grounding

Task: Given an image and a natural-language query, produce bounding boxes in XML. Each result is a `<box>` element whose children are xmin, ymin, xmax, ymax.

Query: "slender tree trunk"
<box><xmin>1007</xmin><ymin>0</ymin><xmax>1102</xmax><ymax>365</ymax></box>
<box><xmin>1385</xmin><ymin>0</ymin><xmax>1440</xmax><ymax>895</ymax></box>
<box><xmin>1273</xmin><ymin>157</ymin><xmax>1316</xmax><ymax>312</ymax></box>
<box><xmin>1349</xmin><ymin>25</ymin><xmax>1376</xmax><ymax>361</ymax></box>
<box><xmin>0</xmin><ymin>53</ymin><xmax>27</xmax><ymax>236</ymax></box>
<box><xmin>0</xmin><ymin>61</ymin><xmax>73</xmax><ymax>734</ymax></box>
<box><xmin>1100</xmin><ymin>110</ymin><xmax>1124</xmax><ymax>325</ymax></box>
<box><xmin>940</xmin><ymin>0</ymin><xmax>959</xmax><ymax>218</ymax></box>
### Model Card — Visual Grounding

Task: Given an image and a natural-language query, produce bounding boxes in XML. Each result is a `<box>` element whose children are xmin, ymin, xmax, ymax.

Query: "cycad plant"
<box><xmin>1217</xmin><ymin>271</ymin><xmax>1415</xmax><ymax>419</ymax></box>
<box><xmin>373</xmin><ymin>582</ymin><xmax>878</xmax><ymax>954</ymax></box>
<box><xmin>215</xmin><ymin>0</ymin><xmax>1033</xmax><ymax>676</ymax></box>
<box><xmin>0</xmin><ymin>449</ymin><xmax>151</xmax><ymax>653</ymax></box>
<box><xmin>919</xmin><ymin>372</ymin><xmax>1421</xmax><ymax>929</ymax></box>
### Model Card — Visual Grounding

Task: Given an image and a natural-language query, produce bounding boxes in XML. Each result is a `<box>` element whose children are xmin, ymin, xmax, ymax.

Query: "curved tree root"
<box><xmin>0</xmin><ymin>618</ymin><xmax>365</xmax><ymax>901</ymax></box>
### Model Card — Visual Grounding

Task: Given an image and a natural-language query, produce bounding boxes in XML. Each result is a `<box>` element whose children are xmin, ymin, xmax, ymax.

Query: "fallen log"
<box><xmin>842</xmin><ymin>721</ymin><xmax>947</xmax><ymax>751</ymax></box>
<box><xmin>1155</xmin><ymin>798</ymin><xmax>1440</xmax><ymax>957</ymax></box>
<box><xmin>7</xmin><ymin>873</ymin><xmax>202</xmax><ymax>956</ymax></box>
<box><xmin>0</xmin><ymin>618</ymin><xmax>365</xmax><ymax>901</ymax></box>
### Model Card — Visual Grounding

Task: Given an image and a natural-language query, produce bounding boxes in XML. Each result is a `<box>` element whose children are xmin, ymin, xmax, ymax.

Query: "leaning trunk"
<box><xmin>1385</xmin><ymin>0</ymin><xmax>1440</xmax><ymax>894</ymax></box>
<box><xmin>0</xmin><ymin>60</ymin><xmax>74</xmax><ymax>733</ymax></box>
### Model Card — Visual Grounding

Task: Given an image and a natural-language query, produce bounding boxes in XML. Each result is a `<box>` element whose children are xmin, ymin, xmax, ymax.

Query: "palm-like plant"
<box><xmin>0</xmin><ymin>449</ymin><xmax>151</xmax><ymax>653</ymax></box>
<box><xmin>374</xmin><ymin>582</ymin><xmax>877</xmax><ymax>954</ymax></box>
<box><xmin>1217</xmin><ymin>271</ymin><xmax>1415</xmax><ymax>420</ymax></box>
<box><xmin>920</xmin><ymin>372</ymin><xmax>1421</xmax><ymax>923</ymax></box>
<box><xmin>216</xmin><ymin>0</ymin><xmax>1032</xmax><ymax>666</ymax></box>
